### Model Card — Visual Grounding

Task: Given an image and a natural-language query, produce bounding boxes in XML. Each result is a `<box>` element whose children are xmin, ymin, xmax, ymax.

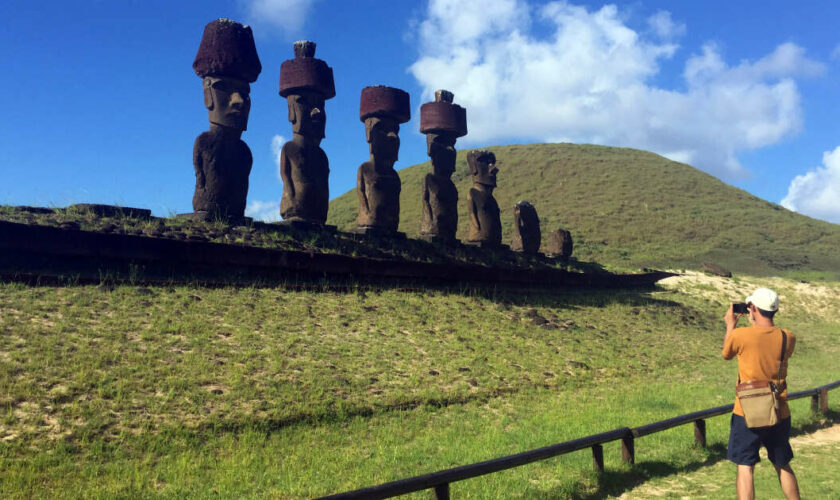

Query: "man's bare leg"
<box><xmin>773</xmin><ymin>464</ymin><xmax>800</xmax><ymax>499</ymax></box>
<box><xmin>736</xmin><ymin>465</ymin><xmax>755</xmax><ymax>500</ymax></box>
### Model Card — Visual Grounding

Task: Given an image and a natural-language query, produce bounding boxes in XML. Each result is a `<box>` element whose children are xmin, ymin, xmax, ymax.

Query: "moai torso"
<box><xmin>280</xmin><ymin>140</ymin><xmax>329</xmax><ymax>222</ymax></box>
<box><xmin>467</xmin><ymin>187</ymin><xmax>501</xmax><ymax>245</ymax></box>
<box><xmin>357</xmin><ymin>162</ymin><xmax>401</xmax><ymax>230</ymax></box>
<box><xmin>192</xmin><ymin>128</ymin><xmax>252</xmax><ymax>216</ymax></box>
<box><xmin>420</xmin><ymin>173</ymin><xmax>458</xmax><ymax>239</ymax></box>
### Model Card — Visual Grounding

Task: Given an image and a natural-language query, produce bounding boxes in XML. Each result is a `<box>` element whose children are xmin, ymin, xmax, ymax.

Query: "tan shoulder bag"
<box><xmin>735</xmin><ymin>329</ymin><xmax>787</xmax><ymax>428</ymax></box>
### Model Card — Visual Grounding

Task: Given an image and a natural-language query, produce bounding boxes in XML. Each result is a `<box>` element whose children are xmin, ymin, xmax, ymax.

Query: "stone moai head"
<box><xmin>420</xmin><ymin>90</ymin><xmax>467</xmax><ymax>178</ymax></box>
<box><xmin>279</xmin><ymin>40</ymin><xmax>335</xmax><ymax>140</ymax></box>
<box><xmin>193</xmin><ymin>18</ymin><xmax>262</xmax><ymax>131</ymax></box>
<box><xmin>467</xmin><ymin>150</ymin><xmax>498</xmax><ymax>188</ymax></box>
<box><xmin>360</xmin><ymin>86</ymin><xmax>411</xmax><ymax>166</ymax></box>
<box><xmin>512</xmin><ymin>201</ymin><xmax>541</xmax><ymax>254</ymax></box>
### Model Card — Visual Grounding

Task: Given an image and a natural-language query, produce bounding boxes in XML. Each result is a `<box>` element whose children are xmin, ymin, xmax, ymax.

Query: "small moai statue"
<box><xmin>354</xmin><ymin>86</ymin><xmax>411</xmax><ymax>235</ymax></box>
<box><xmin>511</xmin><ymin>201</ymin><xmax>541</xmax><ymax>254</ymax></box>
<box><xmin>465</xmin><ymin>150</ymin><xmax>502</xmax><ymax>247</ymax></box>
<box><xmin>547</xmin><ymin>228</ymin><xmax>574</xmax><ymax>262</ymax></box>
<box><xmin>419</xmin><ymin>90</ymin><xmax>467</xmax><ymax>244</ymax></box>
<box><xmin>278</xmin><ymin>41</ymin><xmax>336</xmax><ymax>226</ymax></box>
<box><xmin>191</xmin><ymin>18</ymin><xmax>261</xmax><ymax>221</ymax></box>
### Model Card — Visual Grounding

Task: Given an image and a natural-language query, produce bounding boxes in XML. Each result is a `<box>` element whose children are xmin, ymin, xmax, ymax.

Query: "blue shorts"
<box><xmin>727</xmin><ymin>414</ymin><xmax>794</xmax><ymax>466</ymax></box>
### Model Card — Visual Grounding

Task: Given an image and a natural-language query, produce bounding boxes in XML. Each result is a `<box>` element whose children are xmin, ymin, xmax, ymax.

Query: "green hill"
<box><xmin>328</xmin><ymin>143</ymin><xmax>840</xmax><ymax>278</ymax></box>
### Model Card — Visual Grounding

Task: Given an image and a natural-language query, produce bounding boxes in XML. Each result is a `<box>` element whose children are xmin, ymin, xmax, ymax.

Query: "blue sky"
<box><xmin>2</xmin><ymin>0</ymin><xmax>839</xmax><ymax>224</ymax></box>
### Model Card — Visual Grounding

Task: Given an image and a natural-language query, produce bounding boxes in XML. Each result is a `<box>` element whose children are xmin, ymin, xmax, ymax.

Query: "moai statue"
<box><xmin>278</xmin><ymin>41</ymin><xmax>335</xmax><ymax>226</ymax></box>
<box><xmin>465</xmin><ymin>150</ymin><xmax>502</xmax><ymax>247</ymax></box>
<box><xmin>191</xmin><ymin>18</ymin><xmax>261</xmax><ymax>221</ymax></box>
<box><xmin>547</xmin><ymin>228</ymin><xmax>574</xmax><ymax>262</ymax></box>
<box><xmin>419</xmin><ymin>90</ymin><xmax>467</xmax><ymax>244</ymax></box>
<box><xmin>511</xmin><ymin>201</ymin><xmax>541</xmax><ymax>254</ymax></box>
<box><xmin>355</xmin><ymin>86</ymin><xmax>410</xmax><ymax>235</ymax></box>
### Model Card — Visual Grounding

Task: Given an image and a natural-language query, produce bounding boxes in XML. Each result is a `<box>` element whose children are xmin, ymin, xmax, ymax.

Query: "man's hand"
<box><xmin>722</xmin><ymin>304</ymin><xmax>742</xmax><ymax>358</ymax></box>
<box><xmin>724</xmin><ymin>303</ymin><xmax>741</xmax><ymax>331</ymax></box>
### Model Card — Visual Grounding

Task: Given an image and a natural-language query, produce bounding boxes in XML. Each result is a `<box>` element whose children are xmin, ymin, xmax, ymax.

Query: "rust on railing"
<box><xmin>319</xmin><ymin>379</ymin><xmax>838</xmax><ymax>499</ymax></box>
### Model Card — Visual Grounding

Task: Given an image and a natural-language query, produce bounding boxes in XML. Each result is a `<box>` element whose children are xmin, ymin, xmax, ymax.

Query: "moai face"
<box><xmin>204</xmin><ymin>76</ymin><xmax>251</xmax><ymax>130</ymax></box>
<box><xmin>366</xmin><ymin>116</ymin><xmax>400</xmax><ymax>164</ymax></box>
<box><xmin>288</xmin><ymin>90</ymin><xmax>326</xmax><ymax>139</ymax></box>
<box><xmin>427</xmin><ymin>133</ymin><xmax>457</xmax><ymax>178</ymax></box>
<box><xmin>470</xmin><ymin>152</ymin><xmax>498</xmax><ymax>188</ymax></box>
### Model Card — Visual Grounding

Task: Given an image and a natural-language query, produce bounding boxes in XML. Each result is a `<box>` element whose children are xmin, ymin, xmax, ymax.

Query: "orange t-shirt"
<box><xmin>722</xmin><ymin>325</ymin><xmax>796</xmax><ymax>418</ymax></box>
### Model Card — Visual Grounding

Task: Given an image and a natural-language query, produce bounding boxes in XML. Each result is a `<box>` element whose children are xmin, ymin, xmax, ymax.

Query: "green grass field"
<box><xmin>1</xmin><ymin>272</ymin><xmax>838</xmax><ymax>498</ymax></box>
<box><xmin>328</xmin><ymin>143</ymin><xmax>840</xmax><ymax>279</ymax></box>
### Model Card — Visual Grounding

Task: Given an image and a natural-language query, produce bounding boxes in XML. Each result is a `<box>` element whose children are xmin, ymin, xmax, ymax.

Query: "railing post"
<box><xmin>434</xmin><ymin>483</ymin><xmax>450</xmax><ymax>500</ymax></box>
<box><xmin>621</xmin><ymin>434</ymin><xmax>635</xmax><ymax>465</ymax></box>
<box><xmin>820</xmin><ymin>388</ymin><xmax>829</xmax><ymax>413</ymax></box>
<box><xmin>811</xmin><ymin>392</ymin><xmax>820</xmax><ymax>413</ymax></box>
<box><xmin>693</xmin><ymin>419</ymin><xmax>706</xmax><ymax>447</ymax></box>
<box><xmin>591</xmin><ymin>444</ymin><xmax>604</xmax><ymax>472</ymax></box>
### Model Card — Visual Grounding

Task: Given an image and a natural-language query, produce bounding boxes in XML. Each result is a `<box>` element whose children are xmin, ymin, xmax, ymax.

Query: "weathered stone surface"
<box><xmin>419</xmin><ymin>90</ymin><xmax>467</xmax><ymax>137</ymax></box>
<box><xmin>278</xmin><ymin>41</ymin><xmax>334</xmax><ymax>225</ymax></box>
<box><xmin>511</xmin><ymin>201</ymin><xmax>541</xmax><ymax>254</ymax></box>
<box><xmin>356</xmin><ymin>86</ymin><xmax>410</xmax><ymax>233</ymax></box>
<box><xmin>465</xmin><ymin>150</ymin><xmax>501</xmax><ymax>247</ymax></box>
<box><xmin>419</xmin><ymin>90</ymin><xmax>466</xmax><ymax>243</ymax></box>
<box><xmin>359</xmin><ymin>86</ymin><xmax>410</xmax><ymax>123</ymax></box>
<box><xmin>547</xmin><ymin>228</ymin><xmax>573</xmax><ymax>261</ymax></box>
<box><xmin>279</xmin><ymin>41</ymin><xmax>335</xmax><ymax>98</ymax></box>
<box><xmin>192</xmin><ymin>127</ymin><xmax>253</xmax><ymax>217</ymax></box>
<box><xmin>69</xmin><ymin>204</ymin><xmax>152</xmax><ymax>219</ymax></box>
<box><xmin>0</xmin><ymin>219</ymin><xmax>675</xmax><ymax>289</ymax></box>
<box><xmin>193</xmin><ymin>18</ymin><xmax>261</xmax><ymax>83</ymax></box>
<box><xmin>191</xmin><ymin>18</ymin><xmax>261</xmax><ymax>220</ymax></box>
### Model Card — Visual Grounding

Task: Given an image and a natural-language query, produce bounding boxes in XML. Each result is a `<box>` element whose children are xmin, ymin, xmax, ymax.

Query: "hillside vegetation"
<box><xmin>328</xmin><ymin>143</ymin><xmax>840</xmax><ymax>278</ymax></box>
<box><xmin>2</xmin><ymin>275</ymin><xmax>839</xmax><ymax>498</ymax></box>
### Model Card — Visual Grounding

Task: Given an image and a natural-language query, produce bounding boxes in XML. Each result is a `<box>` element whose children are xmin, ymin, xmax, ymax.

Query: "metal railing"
<box><xmin>319</xmin><ymin>379</ymin><xmax>839</xmax><ymax>500</ymax></box>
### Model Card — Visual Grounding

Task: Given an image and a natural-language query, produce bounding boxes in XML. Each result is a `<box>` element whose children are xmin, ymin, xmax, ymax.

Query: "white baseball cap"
<box><xmin>746</xmin><ymin>288</ymin><xmax>779</xmax><ymax>312</ymax></box>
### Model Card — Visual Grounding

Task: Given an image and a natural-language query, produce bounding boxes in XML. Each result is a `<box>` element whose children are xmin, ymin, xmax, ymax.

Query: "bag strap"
<box><xmin>775</xmin><ymin>329</ymin><xmax>787</xmax><ymax>387</ymax></box>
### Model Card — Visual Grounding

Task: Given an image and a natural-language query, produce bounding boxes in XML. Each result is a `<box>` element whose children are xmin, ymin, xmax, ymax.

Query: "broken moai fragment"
<box><xmin>191</xmin><ymin>18</ymin><xmax>261</xmax><ymax>221</ymax></box>
<box><xmin>465</xmin><ymin>150</ymin><xmax>502</xmax><ymax>247</ymax></box>
<box><xmin>511</xmin><ymin>201</ymin><xmax>541</xmax><ymax>254</ymax></box>
<box><xmin>419</xmin><ymin>90</ymin><xmax>467</xmax><ymax>244</ymax></box>
<box><xmin>278</xmin><ymin>41</ymin><xmax>335</xmax><ymax>226</ymax></box>
<box><xmin>547</xmin><ymin>228</ymin><xmax>574</xmax><ymax>261</ymax></box>
<box><xmin>355</xmin><ymin>86</ymin><xmax>410</xmax><ymax>235</ymax></box>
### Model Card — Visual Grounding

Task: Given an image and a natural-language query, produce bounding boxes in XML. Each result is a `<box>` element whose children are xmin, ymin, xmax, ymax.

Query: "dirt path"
<box><xmin>617</xmin><ymin>424</ymin><xmax>840</xmax><ymax>499</ymax></box>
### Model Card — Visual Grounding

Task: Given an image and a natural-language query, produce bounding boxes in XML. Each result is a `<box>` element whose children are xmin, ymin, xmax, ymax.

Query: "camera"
<box><xmin>732</xmin><ymin>302</ymin><xmax>749</xmax><ymax>315</ymax></box>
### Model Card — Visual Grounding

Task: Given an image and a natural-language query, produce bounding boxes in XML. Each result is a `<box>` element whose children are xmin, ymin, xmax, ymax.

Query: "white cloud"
<box><xmin>271</xmin><ymin>134</ymin><xmax>286</xmax><ymax>181</ymax></box>
<box><xmin>647</xmin><ymin>10</ymin><xmax>685</xmax><ymax>39</ymax></box>
<box><xmin>781</xmin><ymin>147</ymin><xmax>840</xmax><ymax>223</ymax></box>
<box><xmin>409</xmin><ymin>0</ymin><xmax>825</xmax><ymax>180</ymax></box>
<box><xmin>246</xmin><ymin>199</ymin><xmax>282</xmax><ymax>222</ymax></box>
<box><xmin>240</xmin><ymin>0</ymin><xmax>316</xmax><ymax>35</ymax></box>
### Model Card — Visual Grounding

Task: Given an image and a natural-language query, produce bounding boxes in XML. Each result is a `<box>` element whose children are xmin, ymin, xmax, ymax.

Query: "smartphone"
<box><xmin>732</xmin><ymin>302</ymin><xmax>749</xmax><ymax>315</ymax></box>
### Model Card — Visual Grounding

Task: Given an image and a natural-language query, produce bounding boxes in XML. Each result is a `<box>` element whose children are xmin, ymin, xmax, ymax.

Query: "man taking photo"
<box><xmin>722</xmin><ymin>287</ymin><xmax>799</xmax><ymax>500</ymax></box>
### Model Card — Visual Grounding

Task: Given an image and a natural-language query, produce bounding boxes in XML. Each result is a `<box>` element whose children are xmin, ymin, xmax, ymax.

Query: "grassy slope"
<box><xmin>327</xmin><ymin>143</ymin><xmax>840</xmax><ymax>278</ymax></box>
<box><xmin>1</xmin><ymin>275</ymin><xmax>839</xmax><ymax>498</ymax></box>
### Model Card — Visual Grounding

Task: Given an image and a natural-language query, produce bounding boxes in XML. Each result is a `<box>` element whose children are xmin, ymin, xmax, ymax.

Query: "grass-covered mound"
<box><xmin>328</xmin><ymin>143</ymin><xmax>840</xmax><ymax>279</ymax></box>
<box><xmin>1</xmin><ymin>275</ymin><xmax>838</xmax><ymax>497</ymax></box>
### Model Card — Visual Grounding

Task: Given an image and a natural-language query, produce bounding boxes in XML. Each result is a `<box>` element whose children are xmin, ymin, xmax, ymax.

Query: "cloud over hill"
<box><xmin>409</xmin><ymin>0</ymin><xmax>824</xmax><ymax>181</ymax></box>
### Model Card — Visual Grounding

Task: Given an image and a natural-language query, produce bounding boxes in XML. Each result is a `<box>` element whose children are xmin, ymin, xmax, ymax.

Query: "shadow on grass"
<box><xmin>570</xmin><ymin>443</ymin><xmax>728</xmax><ymax>500</ymax></box>
<box><xmin>527</xmin><ymin>413</ymin><xmax>839</xmax><ymax>499</ymax></box>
